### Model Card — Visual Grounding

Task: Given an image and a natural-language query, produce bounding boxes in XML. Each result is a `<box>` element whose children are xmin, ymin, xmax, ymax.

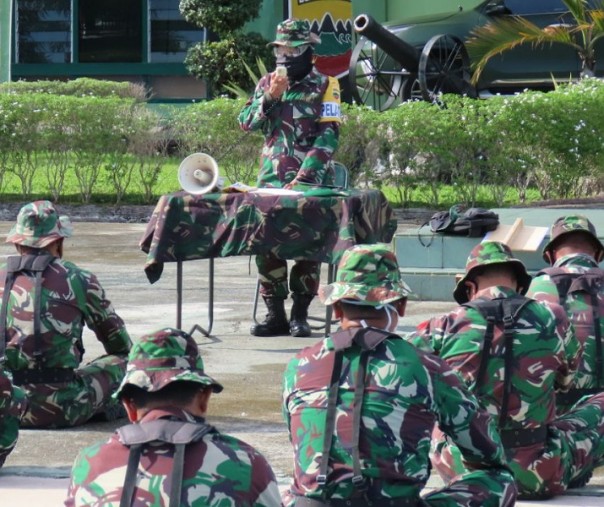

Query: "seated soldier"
<box><xmin>282</xmin><ymin>244</ymin><xmax>517</xmax><ymax>507</ymax></box>
<box><xmin>409</xmin><ymin>240</ymin><xmax>604</xmax><ymax>499</ymax></box>
<box><xmin>528</xmin><ymin>215</ymin><xmax>604</xmax><ymax>411</ymax></box>
<box><xmin>65</xmin><ymin>327</ymin><xmax>282</xmax><ymax>506</ymax></box>
<box><xmin>1</xmin><ymin>201</ymin><xmax>131</xmax><ymax>427</ymax></box>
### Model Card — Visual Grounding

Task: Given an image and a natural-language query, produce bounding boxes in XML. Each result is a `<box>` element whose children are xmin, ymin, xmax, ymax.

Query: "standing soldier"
<box><xmin>239</xmin><ymin>18</ymin><xmax>341</xmax><ymax>338</ymax></box>
<box><xmin>1</xmin><ymin>200</ymin><xmax>131</xmax><ymax>428</ymax></box>
<box><xmin>528</xmin><ymin>215</ymin><xmax>604</xmax><ymax>411</ymax></box>
<box><xmin>65</xmin><ymin>327</ymin><xmax>282</xmax><ymax>506</ymax></box>
<box><xmin>410</xmin><ymin>240</ymin><xmax>604</xmax><ymax>499</ymax></box>
<box><xmin>282</xmin><ymin>244</ymin><xmax>517</xmax><ymax>507</ymax></box>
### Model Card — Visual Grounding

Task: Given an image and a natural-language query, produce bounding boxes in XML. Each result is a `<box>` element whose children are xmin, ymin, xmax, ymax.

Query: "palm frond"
<box><xmin>562</xmin><ymin>0</ymin><xmax>589</xmax><ymax>24</ymax></box>
<box><xmin>467</xmin><ymin>16</ymin><xmax>575</xmax><ymax>83</ymax></box>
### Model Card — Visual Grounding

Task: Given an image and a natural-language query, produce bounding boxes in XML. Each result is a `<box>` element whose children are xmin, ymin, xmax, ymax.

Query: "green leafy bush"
<box><xmin>0</xmin><ymin>77</ymin><xmax>147</xmax><ymax>100</ymax></box>
<box><xmin>0</xmin><ymin>78</ymin><xmax>603</xmax><ymax>206</ymax></box>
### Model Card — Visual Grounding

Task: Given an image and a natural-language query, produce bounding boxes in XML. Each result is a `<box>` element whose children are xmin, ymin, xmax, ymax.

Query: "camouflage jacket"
<box><xmin>409</xmin><ymin>286</ymin><xmax>579</xmax><ymax>428</ymax></box>
<box><xmin>65</xmin><ymin>407</ymin><xmax>282</xmax><ymax>507</ymax></box>
<box><xmin>0</xmin><ymin>256</ymin><xmax>131</xmax><ymax>371</ymax></box>
<box><xmin>238</xmin><ymin>68</ymin><xmax>340</xmax><ymax>188</ymax></box>
<box><xmin>527</xmin><ymin>253</ymin><xmax>604</xmax><ymax>391</ymax></box>
<box><xmin>282</xmin><ymin>328</ymin><xmax>513</xmax><ymax>503</ymax></box>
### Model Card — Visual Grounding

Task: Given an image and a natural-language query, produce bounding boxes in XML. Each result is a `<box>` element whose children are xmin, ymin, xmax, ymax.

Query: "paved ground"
<box><xmin>0</xmin><ymin>220</ymin><xmax>602</xmax><ymax>505</ymax></box>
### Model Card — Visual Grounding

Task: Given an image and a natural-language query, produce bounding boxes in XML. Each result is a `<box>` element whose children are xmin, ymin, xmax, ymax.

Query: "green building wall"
<box><xmin>2</xmin><ymin>0</ymin><xmax>485</xmax><ymax>84</ymax></box>
<box><xmin>0</xmin><ymin>1</ymin><xmax>12</xmax><ymax>82</ymax></box>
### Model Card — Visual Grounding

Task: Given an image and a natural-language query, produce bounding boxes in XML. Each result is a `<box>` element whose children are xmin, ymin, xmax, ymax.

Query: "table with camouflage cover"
<box><xmin>139</xmin><ymin>189</ymin><xmax>396</xmax><ymax>332</ymax></box>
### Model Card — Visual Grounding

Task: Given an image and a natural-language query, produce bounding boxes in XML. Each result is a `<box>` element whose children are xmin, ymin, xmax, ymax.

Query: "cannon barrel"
<box><xmin>353</xmin><ymin>13</ymin><xmax>420</xmax><ymax>73</ymax></box>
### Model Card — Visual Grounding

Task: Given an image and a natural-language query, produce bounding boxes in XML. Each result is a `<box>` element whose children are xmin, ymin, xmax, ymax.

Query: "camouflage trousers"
<box><xmin>432</xmin><ymin>392</ymin><xmax>604</xmax><ymax>499</ymax></box>
<box><xmin>256</xmin><ymin>253</ymin><xmax>320</xmax><ymax>299</ymax></box>
<box><xmin>0</xmin><ymin>370</ymin><xmax>27</xmax><ymax>467</ymax></box>
<box><xmin>422</xmin><ymin>468</ymin><xmax>516</xmax><ymax>507</ymax></box>
<box><xmin>284</xmin><ymin>469</ymin><xmax>516</xmax><ymax>507</ymax></box>
<box><xmin>15</xmin><ymin>353</ymin><xmax>127</xmax><ymax>429</ymax></box>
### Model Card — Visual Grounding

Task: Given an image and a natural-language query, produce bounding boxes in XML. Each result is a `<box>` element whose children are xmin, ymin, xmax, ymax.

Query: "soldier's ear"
<box><xmin>333</xmin><ymin>302</ymin><xmax>343</xmax><ymax>320</ymax></box>
<box><xmin>544</xmin><ymin>249</ymin><xmax>554</xmax><ymax>266</ymax></box>
<box><xmin>121</xmin><ymin>398</ymin><xmax>139</xmax><ymax>423</ymax></box>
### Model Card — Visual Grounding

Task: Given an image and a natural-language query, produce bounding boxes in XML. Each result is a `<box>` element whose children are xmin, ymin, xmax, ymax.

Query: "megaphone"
<box><xmin>178</xmin><ymin>153</ymin><xmax>220</xmax><ymax>195</ymax></box>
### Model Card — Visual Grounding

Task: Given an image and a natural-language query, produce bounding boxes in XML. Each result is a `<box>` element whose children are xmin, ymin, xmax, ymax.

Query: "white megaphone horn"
<box><xmin>178</xmin><ymin>153</ymin><xmax>220</xmax><ymax>195</ymax></box>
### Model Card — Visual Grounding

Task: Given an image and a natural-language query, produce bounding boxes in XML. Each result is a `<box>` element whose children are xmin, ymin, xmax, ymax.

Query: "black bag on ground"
<box><xmin>428</xmin><ymin>206</ymin><xmax>499</xmax><ymax>237</ymax></box>
<box><xmin>450</xmin><ymin>207</ymin><xmax>500</xmax><ymax>237</ymax></box>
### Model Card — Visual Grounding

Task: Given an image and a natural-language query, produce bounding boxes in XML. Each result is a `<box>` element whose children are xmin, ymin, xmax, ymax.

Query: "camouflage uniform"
<box><xmin>0</xmin><ymin>368</ymin><xmax>26</xmax><ymax>467</ymax></box>
<box><xmin>238</xmin><ymin>19</ymin><xmax>341</xmax><ymax>300</ymax></box>
<box><xmin>527</xmin><ymin>215</ymin><xmax>604</xmax><ymax>411</ymax></box>
<box><xmin>409</xmin><ymin>241</ymin><xmax>604</xmax><ymax>499</ymax></box>
<box><xmin>282</xmin><ymin>244</ymin><xmax>517</xmax><ymax>506</ymax></box>
<box><xmin>1</xmin><ymin>201</ymin><xmax>131</xmax><ymax>428</ymax></box>
<box><xmin>65</xmin><ymin>328</ymin><xmax>282</xmax><ymax>507</ymax></box>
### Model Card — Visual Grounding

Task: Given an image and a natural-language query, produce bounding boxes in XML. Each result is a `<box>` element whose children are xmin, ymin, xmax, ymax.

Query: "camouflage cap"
<box><xmin>114</xmin><ymin>327</ymin><xmax>223</xmax><ymax>398</ymax></box>
<box><xmin>268</xmin><ymin>18</ymin><xmax>321</xmax><ymax>47</ymax></box>
<box><xmin>6</xmin><ymin>200</ymin><xmax>72</xmax><ymax>248</ymax></box>
<box><xmin>542</xmin><ymin>214</ymin><xmax>604</xmax><ymax>263</ymax></box>
<box><xmin>320</xmin><ymin>243</ymin><xmax>412</xmax><ymax>307</ymax></box>
<box><xmin>454</xmin><ymin>240</ymin><xmax>532</xmax><ymax>304</ymax></box>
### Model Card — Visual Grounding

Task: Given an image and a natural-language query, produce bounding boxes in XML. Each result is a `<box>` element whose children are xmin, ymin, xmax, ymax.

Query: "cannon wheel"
<box><xmin>349</xmin><ymin>36</ymin><xmax>407</xmax><ymax>111</ymax></box>
<box><xmin>418</xmin><ymin>34</ymin><xmax>475</xmax><ymax>102</ymax></box>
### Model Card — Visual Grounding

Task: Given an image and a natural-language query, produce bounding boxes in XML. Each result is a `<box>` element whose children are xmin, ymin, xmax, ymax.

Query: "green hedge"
<box><xmin>0</xmin><ymin>78</ymin><xmax>147</xmax><ymax>100</ymax></box>
<box><xmin>0</xmin><ymin>78</ymin><xmax>602</xmax><ymax>206</ymax></box>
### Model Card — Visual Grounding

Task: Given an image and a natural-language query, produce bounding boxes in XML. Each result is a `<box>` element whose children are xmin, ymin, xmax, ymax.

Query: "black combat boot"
<box><xmin>290</xmin><ymin>293</ymin><xmax>313</xmax><ymax>337</ymax></box>
<box><xmin>250</xmin><ymin>296</ymin><xmax>289</xmax><ymax>336</ymax></box>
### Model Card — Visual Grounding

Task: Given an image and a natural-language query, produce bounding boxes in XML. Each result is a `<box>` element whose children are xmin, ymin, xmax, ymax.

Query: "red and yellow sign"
<box><xmin>288</xmin><ymin>0</ymin><xmax>352</xmax><ymax>78</ymax></box>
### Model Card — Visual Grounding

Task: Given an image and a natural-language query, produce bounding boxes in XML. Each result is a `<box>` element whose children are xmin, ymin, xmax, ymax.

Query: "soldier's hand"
<box><xmin>268</xmin><ymin>73</ymin><xmax>288</xmax><ymax>100</ymax></box>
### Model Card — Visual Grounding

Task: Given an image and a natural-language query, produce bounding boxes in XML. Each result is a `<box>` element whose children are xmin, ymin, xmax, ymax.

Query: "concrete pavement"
<box><xmin>0</xmin><ymin>221</ymin><xmax>602</xmax><ymax>505</ymax></box>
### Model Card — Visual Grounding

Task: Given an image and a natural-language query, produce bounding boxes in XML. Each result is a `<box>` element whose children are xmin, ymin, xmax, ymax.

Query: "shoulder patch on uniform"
<box><xmin>320</xmin><ymin>76</ymin><xmax>341</xmax><ymax>123</ymax></box>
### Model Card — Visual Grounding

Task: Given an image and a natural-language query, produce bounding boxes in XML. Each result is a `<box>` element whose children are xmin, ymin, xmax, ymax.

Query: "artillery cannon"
<box><xmin>349</xmin><ymin>13</ymin><xmax>476</xmax><ymax>110</ymax></box>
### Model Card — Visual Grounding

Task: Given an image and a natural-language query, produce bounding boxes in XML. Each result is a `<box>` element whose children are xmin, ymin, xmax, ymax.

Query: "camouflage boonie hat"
<box><xmin>115</xmin><ymin>328</ymin><xmax>223</xmax><ymax>398</ymax></box>
<box><xmin>6</xmin><ymin>200</ymin><xmax>72</xmax><ymax>248</ymax></box>
<box><xmin>454</xmin><ymin>241</ymin><xmax>532</xmax><ymax>304</ymax></box>
<box><xmin>320</xmin><ymin>244</ymin><xmax>412</xmax><ymax>307</ymax></box>
<box><xmin>542</xmin><ymin>214</ymin><xmax>604</xmax><ymax>263</ymax></box>
<box><xmin>268</xmin><ymin>18</ymin><xmax>321</xmax><ymax>47</ymax></box>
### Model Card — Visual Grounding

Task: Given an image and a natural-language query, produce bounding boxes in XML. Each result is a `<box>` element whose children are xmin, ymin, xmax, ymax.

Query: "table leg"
<box><xmin>175</xmin><ymin>259</ymin><xmax>214</xmax><ymax>337</ymax></box>
<box><xmin>177</xmin><ymin>260</ymin><xmax>183</xmax><ymax>330</ymax></box>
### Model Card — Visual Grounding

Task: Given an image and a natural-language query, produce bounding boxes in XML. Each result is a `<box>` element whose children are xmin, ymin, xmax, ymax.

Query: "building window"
<box><xmin>149</xmin><ymin>0</ymin><xmax>204</xmax><ymax>63</ymax></box>
<box><xmin>15</xmin><ymin>0</ymin><xmax>72</xmax><ymax>64</ymax></box>
<box><xmin>78</xmin><ymin>0</ymin><xmax>143</xmax><ymax>63</ymax></box>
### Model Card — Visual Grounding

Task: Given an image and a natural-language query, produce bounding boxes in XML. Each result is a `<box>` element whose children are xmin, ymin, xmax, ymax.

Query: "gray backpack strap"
<box><xmin>318</xmin><ymin>328</ymin><xmax>396</xmax><ymax>497</ymax></box>
<box><xmin>463</xmin><ymin>295</ymin><xmax>532</xmax><ymax>427</ymax></box>
<box><xmin>117</xmin><ymin>419</ymin><xmax>214</xmax><ymax>507</ymax></box>
<box><xmin>0</xmin><ymin>254</ymin><xmax>55</xmax><ymax>365</ymax></box>
<box><xmin>543</xmin><ymin>267</ymin><xmax>604</xmax><ymax>388</ymax></box>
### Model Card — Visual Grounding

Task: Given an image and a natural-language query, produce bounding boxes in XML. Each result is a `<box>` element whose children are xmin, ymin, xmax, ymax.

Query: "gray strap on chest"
<box><xmin>318</xmin><ymin>328</ymin><xmax>396</xmax><ymax>498</ymax></box>
<box><xmin>118</xmin><ymin>419</ymin><xmax>214</xmax><ymax>507</ymax></box>
<box><xmin>542</xmin><ymin>267</ymin><xmax>604</xmax><ymax>388</ymax></box>
<box><xmin>0</xmin><ymin>254</ymin><xmax>55</xmax><ymax>364</ymax></box>
<box><xmin>463</xmin><ymin>295</ymin><xmax>531</xmax><ymax>427</ymax></box>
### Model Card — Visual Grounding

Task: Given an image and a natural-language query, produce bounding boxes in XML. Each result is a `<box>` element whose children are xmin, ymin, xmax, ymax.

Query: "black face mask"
<box><xmin>276</xmin><ymin>48</ymin><xmax>314</xmax><ymax>82</ymax></box>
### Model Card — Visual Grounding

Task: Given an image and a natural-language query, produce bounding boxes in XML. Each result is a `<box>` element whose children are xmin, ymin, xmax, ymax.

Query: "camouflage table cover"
<box><xmin>140</xmin><ymin>189</ymin><xmax>396</xmax><ymax>284</ymax></box>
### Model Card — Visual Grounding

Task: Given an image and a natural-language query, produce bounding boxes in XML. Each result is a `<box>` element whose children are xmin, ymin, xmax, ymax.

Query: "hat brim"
<box><xmin>114</xmin><ymin>368</ymin><xmax>223</xmax><ymax>399</ymax></box>
<box><xmin>453</xmin><ymin>260</ymin><xmax>532</xmax><ymax>304</ymax></box>
<box><xmin>6</xmin><ymin>215</ymin><xmax>73</xmax><ymax>248</ymax></box>
<box><xmin>320</xmin><ymin>281</ymin><xmax>410</xmax><ymax>307</ymax></box>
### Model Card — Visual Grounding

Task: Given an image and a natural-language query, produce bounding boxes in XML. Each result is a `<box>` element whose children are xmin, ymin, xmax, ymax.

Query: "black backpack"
<box><xmin>420</xmin><ymin>205</ymin><xmax>499</xmax><ymax>246</ymax></box>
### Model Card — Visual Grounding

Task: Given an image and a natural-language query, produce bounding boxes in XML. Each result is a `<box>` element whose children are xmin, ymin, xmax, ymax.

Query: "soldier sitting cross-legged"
<box><xmin>1</xmin><ymin>200</ymin><xmax>131</xmax><ymax>430</ymax></box>
<box><xmin>409</xmin><ymin>240</ymin><xmax>604</xmax><ymax>499</ymax></box>
<box><xmin>282</xmin><ymin>243</ymin><xmax>517</xmax><ymax>507</ymax></box>
<box><xmin>65</xmin><ymin>327</ymin><xmax>282</xmax><ymax>507</ymax></box>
